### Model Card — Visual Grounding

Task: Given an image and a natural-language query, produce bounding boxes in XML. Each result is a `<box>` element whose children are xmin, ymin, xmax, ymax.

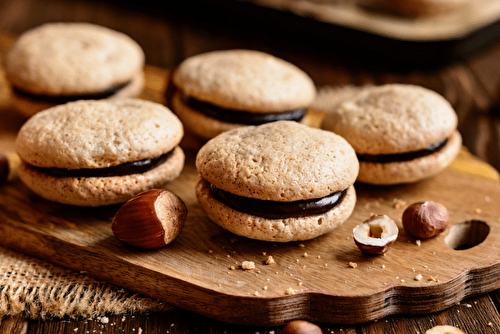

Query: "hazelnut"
<box><xmin>0</xmin><ymin>151</ymin><xmax>9</xmax><ymax>184</ymax></box>
<box><xmin>353</xmin><ymin>214</ymin><xmax>399</xmax><ymax>255</ymax></box>
<box><xmin>402</xmin><ymin>201</ymin><xmax>449</xmax><ymax>239</ymax></box>
<box><xmin>282</xmin><ymin>320</ymin><xmax>322</xmax><ymax>334</ymax></box>
<box><xmin>112</xmin><ymin>189</ymin><xmax>187</xmax><ymax>249</ymax></box>
<box><xmin>425</xmin><ymin>325</ymin><xmax>466</xmax><ymax>334</ymax></box>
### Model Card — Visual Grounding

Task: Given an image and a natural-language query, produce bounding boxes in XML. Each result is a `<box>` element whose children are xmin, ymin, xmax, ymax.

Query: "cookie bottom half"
<box><xmin>12</xmin><ymin>71</ymin><xmax>145</xmax><ymax>118</ymax></box>
<box><xmin>196</xmin><ymin>178</ymin><xmax>356</xmax><ymax>242</ymax></box>
<box><xmin>18</xmin><ymin>146</ymin><xmax>184</xmax><ymax>206</ymax></box>
<box><xmin>357</xmin><ymin>130</ymin><xmax>462</xmax><ymax>185</ymax></box>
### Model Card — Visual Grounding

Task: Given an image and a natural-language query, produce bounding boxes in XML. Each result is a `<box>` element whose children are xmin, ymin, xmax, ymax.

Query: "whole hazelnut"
<box><xmin>425</xmin><ymin>325</ymin><xmax>466</xmax><ymax>334</ymax></box>
<box><xmin>0</xmin><ymin>151</ymin><xmax>9</xmax><ymax>184</ymax></box>
<box><xmin>112</xmin><ymin>189</ymin><xmax>187</xmax><ymax>249</ymax></box>
<box><xmin>282</xmin><ymin>320</ymin><xmax>322</xmax><ymax>334</ymax></box>
<box><xmin>402</xmin><ymin>201</ymin><xmax>449</xmax><ymax>239</ymax></box>
<box><xmin>353</xmin><ymin>214</ymin><xmax>399</xmax><ymax>255</ymax></box>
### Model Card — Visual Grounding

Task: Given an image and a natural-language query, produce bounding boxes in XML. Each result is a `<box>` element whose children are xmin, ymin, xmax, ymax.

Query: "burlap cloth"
<box><xmin>0</xmin><ymin>246</ymin><xmax>173</xmax><ymax>320</ymax></box>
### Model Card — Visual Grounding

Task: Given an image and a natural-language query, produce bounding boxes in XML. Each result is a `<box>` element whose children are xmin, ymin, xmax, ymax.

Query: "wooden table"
<box><xmin>1</xmin><ymin>1</ymin><xmax>500</xmax><ymax>333</ymax></box>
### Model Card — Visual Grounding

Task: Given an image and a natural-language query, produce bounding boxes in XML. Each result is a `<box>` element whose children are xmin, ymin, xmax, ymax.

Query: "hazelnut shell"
<box><xmin>282</xmin><ymin>320</ymin><xmax>322</xmax><ymax>334</ymax></box>
<box><xmin>402</xmin><ymin>201</ymin><xmax>449</xmax><ymax>239</ymax></box>
<box><xmin>112</xmin><ymin>189</ymin><xmax>187</xmax><ymax>249</ymax></box>
<box><xmin>425</xmin><ymin>325</ymin><xmax>466</xmax><ymax>334</ymax></box>
<box><xmin>353</xmin><ymin>214</ymin><xmax>399</xmax><ymax>255</ymax></box>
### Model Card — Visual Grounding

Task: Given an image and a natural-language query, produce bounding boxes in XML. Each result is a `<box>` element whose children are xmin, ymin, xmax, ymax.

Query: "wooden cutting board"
<box><xmin>1</xmin><ymin>57</ymin><xmax>500</xmax><ymax>326</ymax></box>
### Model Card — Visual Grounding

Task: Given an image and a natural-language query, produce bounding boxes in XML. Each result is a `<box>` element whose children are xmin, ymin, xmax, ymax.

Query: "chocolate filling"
<box><xmin>210</xmin><ymin>184</ymin><xmax>347</xmax><ymax>219</ymax></box>
<box><xmin>183</xmin><ymin>95</ymin><xmax>306</xmax><ymax>125</ymax></box>
<box><xmin>31</xmin><ymin>150</ymin><xmax>174</xmax><ymax>178</ymax></box>
<box><xmin>357</xmin><ymin>138</ymin><xmax>448</xmax><ymax>163</ymax></box>
<box><xmin>12</xmin><ymin>81</ymin><xmax>130</xmax><ymax>104</ymax></box>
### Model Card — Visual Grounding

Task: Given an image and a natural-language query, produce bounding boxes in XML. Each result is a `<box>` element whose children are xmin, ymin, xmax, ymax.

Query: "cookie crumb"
<box><xmin>414</xmin><ymin>274</ymin><xmax>423</xmax><ymax>281</ymax></box>
<box><xmin>241</xmin><ymin>261</ymin><xmax>255</xmax><ymax>270</ymax></box>
<box><xmin>392</xmin><ymin>198</ymin><xmax>407</xmax><ymax>209</ymax></box>
<box><xmin>265</xmin><ymin>255</ymin><xmax>275</xmax><ymax>265</ymax></box>
<box><xmin>285</xmin><ymin>287</ymin><xmax>295</xmax><ymax>295</ymax></box>
<box><xmin>303</xmin><ymin>252</ymin><xmax>308</xmax><ymax>257</ymax></box>
<box><xmin>348</xmin><ymin>262</ymin><xmax>357</xmax><ymax>268</ymax></box>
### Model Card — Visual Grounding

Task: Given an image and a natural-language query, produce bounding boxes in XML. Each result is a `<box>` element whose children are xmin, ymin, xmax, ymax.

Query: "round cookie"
<box><xmin>195</xmin><ymin>121</ymin><xmax>359</xmax><ymax>242</ymax></box>
<box><xmin>4</xmin><ymin>22</ymin><xmax>145</xmax><ymax>117</ymax></box>
<box><xmin>170</xmin><ymin>49</ymin><xmax>317</xmax><ymax>140</ymax></box>
<box><xmin>321</xmin><ymin>84</ymin><xmax>462</xmax><ymax>185</ymax></box>
<box><xmin>15</xmin><ymin>98</ymin><xmax>184</xmax><ymax>206</ymax></box>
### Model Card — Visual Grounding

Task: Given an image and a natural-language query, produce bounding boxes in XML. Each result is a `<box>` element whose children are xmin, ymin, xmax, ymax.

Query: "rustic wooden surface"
<box><xmin>1</xmin><ymin>0</ymin><xmax>500</xmax><ymax>333</ymax></box>
<box><xmin>1</xmin><ymin>60</ymin><xmax>500</xmax><ymax>327</ymax></box>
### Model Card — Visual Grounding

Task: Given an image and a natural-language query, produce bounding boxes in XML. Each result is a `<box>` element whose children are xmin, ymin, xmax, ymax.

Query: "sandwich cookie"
<box><xmin>195</xmin><ymin>121</ymin><xmax>358</xmax><ymax>242</ymax></box>
<box><xmin>170</xmin><ymin>49</ymin><xmax>317</xmax><ymax>140</ymax></box>
<box><xmin>4</xmin><ymin>22</ymin><xmax>145</xmax><ymax>117</ymax></box>
<box><xmin>15</xmin><ymin>98</ymin><xmax>184</xmax><ymax>206</ymax></box>
<box><xmin>321</xmin><ymin>84</ymin><xmax>462</xmax><ymax>185</ymax></box>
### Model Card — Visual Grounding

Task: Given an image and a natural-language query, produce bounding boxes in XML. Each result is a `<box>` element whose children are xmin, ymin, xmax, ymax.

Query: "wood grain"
<box><xmin>0</xmin><ymin>65</ymin><xmax>500</xmax><ymax>326</ymax></box>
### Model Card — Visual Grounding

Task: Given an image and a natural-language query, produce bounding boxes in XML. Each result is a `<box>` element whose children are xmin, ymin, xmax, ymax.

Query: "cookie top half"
<box><xmin>15</xmin><ymin>99</ymin><xmax>183</xmax><ymax>169</ymax></box>
<box><xmin>196</xmin><ymin>121</ymin><xmax>358</xmax><ymax>202</ymax></box>
<box><xmin>321</xmin><ymin>84</ymin><xmax>458</xmax><ymax>154</ymax></box>
<box><xmin>172</xmin><ymin>49</ymin><xmax>316</xmax><ymax>113</ymax></box>
<box><xmin>5</xmin><ymin>22</ymin><xmax>145</xmax><ymax>95</ymax></box>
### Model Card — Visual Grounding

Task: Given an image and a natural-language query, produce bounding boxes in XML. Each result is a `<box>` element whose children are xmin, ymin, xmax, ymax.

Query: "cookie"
<box><xmin>4</xmin><ymin>22</ymin><xmax>145</xmax><ymax>117</ymax></box>
<box><xmin>170</xmin><ymin>49</ymin><xmax>317</xmax><ymax>140</ymax></box>
<box><xmin>321</xmin><ymin>84</ymin><xmax>462</xmax><ymax>185</ymax></box>
<box><xmin>15</xmin><ymin>98</ymin><xmax>184</xmax><ymax>206</ymax></box>
<box><xmin>195</xmin><ymin>121</ymin><xmax>358</xmax><ymax>242</ymax></box>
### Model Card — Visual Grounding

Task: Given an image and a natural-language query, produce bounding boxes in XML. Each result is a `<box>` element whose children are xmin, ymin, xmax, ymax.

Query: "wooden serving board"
<box><xmin>1</xmin><ymin>60</ymin><xmax>500</xmax><ymax>326</ymax></box>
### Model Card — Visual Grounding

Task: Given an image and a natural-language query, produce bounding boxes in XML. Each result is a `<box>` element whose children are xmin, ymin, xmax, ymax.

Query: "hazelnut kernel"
<box><xmin>353</xmin><ymin>214</ymin><xmax>399</xmax><ymax>255</ymax></box>
<box><xmin>112</xmin><ymin>189</ymin><xmax>187</xmax><ymax>249</ymax></box>
<box><xmin>0</xmin><ymin>151</ymin><xmax>9</xmax><ymax>184</ymax></box>
<box><xmin>282</xmin><ymin>320</ymin><xmax>322</xmax><ymax>334</ymax></box>
<box><xmin>402</xmin><ymin>201</ymin><xmax>449</xmax><ymax>239</ymax></box>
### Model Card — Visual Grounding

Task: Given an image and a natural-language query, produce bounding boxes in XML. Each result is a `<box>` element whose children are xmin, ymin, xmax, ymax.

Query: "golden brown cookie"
<box><xmin>171</xmin><ymin>49</ymin><xmax>317</xmax><ymax>140</ymax></box>
<box><xmin>4</xmin><ymin>22</ymin><xmax>145</xmax><ymax>117</ymax></box>
<box><xmin>195</xmin><ymin>121</ymin><xmax>358</xmax><ymax>242</ymax></box>
<box><xmin>321</xmin><ymin>84</ymin><xmax>462</xmax><ymax>185</ymax></box>
<box><xmin>15</xmin><ymin>99</ymin><xmax>184</xmax><ymax>206</ymax></box>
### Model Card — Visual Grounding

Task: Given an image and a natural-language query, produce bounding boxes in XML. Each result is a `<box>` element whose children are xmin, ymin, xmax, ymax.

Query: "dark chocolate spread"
<box><xmin>210</xmin><ymin>184</ymin><xmax>347</xmax><ymax>219</ymax></box>
<box><xmin>357</xmin><ymin>138</ymin><xmax>448</xmax><ymax>163</ymax></box>
<box><xmin>32</xmin><ymin>150</ymin><xmax>173</xmax><ymax>178</ymax></box>
<box><xmin>183</xmin><ymin>95</ymin><xmax>306</xmax><ymax>125</ymax></box>
<box><xmin>12</xmin><ymin>81</ymin><xmax>130</xmax><ymax>104</ymax></box>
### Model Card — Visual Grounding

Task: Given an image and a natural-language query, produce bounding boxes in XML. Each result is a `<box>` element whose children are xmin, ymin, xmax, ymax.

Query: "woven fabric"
<box><xmin>0</xmin><ymin>246</ymin><xmax>173</xmax><ymax>319</ymax></box>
